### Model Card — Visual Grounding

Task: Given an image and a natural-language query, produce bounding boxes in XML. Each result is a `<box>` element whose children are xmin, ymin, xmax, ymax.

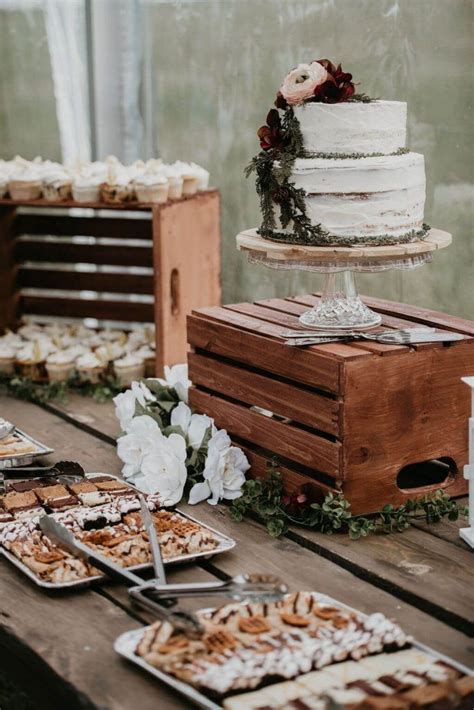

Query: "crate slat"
<box><xmin>16</xmin><ymin>240</ymin><xmax>152</xmax><ymax>267</ymax></box>
<box><xmin>187</xmin><ymin>314</ymin><xmax>342</xmax><ymax>394</ymax></box>
<box><xmin>21</xmin><ymin>295</ymin><xmax>154</xmax><ymax>322</ymax></box>
<box><xmin>19</xmin><ymin>268</ymin><xmax>154</xmax><ymax>295</ymax></box>
<box><xmin>189</xmin><ymin>387</ymin><xmax>342</xmax><ymax>479</ymax></box>
<box><xmin>15</xmin><ymin>214</ymin><xmax>151</xmax><ymax>240</ymax></box>
<box><xmin>188</xmin><ymin>351</ymin><xmax>342</xmax><ymax>436</ymax></box>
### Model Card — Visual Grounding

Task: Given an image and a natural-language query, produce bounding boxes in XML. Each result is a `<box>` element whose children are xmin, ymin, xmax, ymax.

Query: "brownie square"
<box><xmin>94</xmin><ymin>480</ymin><xmax>129</xmax><ymax>492</ymax></box>
<box><xmin>34</xmin><ymin>484</ymin><xmax>69</xmax><ymax>503</ymax></box>
<box><xmin>69</xmin><ymin>481</ymin><xmax>98</xmax><ymax>495</ymax></box>
<box><xmin>3</xmin><ymin>490</ymin><xmax>38</xmax><ymax>512</ymax></box>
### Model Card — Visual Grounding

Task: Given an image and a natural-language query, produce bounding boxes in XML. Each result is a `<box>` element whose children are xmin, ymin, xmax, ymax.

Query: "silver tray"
<box><xmin>0</xmin><ymin>473</ymin><xmax>236</xmax><ymax>589</ymax></box>
<box><xmin>0</xmin><ymin>427</ymin><xmax>54</xmax><ymax>469</ymax></box>
<box><xmin>114</xmin><ymin>592</ymin><xmax>473</xmax><ymax>710</ymax></box>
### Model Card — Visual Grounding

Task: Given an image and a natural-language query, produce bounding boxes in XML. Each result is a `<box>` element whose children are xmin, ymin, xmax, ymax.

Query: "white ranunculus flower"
<box><xmin>158</xmin><ymin>363</ymin><xmax>191</xmax><ymax>403</ymax></box>
<box><xmin>171</xmin><ymin>401</ymin><xmax>215</xmax><ymax>450</ymax></box>
<box><xmin>113</xmin><ymin>380</ymin><xmax>155</xmax><ymax>430</ymax></box>
<box><xmin>280</xmin><ymin>62</ymin><xmax>328</xmax><ymax>105</ymax></box>
<box><xmin>188</xmin><ymin>429</ymin><xmax>249</xmax><ymax>505</ymax></box>
<box><xmin>116</xmin><ymin>415</ymin><xmax>161</xmax><ymax>479</ymax></box>
<box><xmin>140</xmin><ymin>432</ymin><xmax>188</xmax><ymax>505</ymax></box>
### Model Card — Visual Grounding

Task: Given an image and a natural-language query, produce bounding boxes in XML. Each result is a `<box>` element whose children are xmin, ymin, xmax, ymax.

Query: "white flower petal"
<box><xmin>188</xmin><ymin>481</ymin><xmax>211</xmax><ymax>505</ymax></box>
<box><xmin>171</xmin><ymin>401</ymin><xmax>192</xmax><ymax>432</ymax></box>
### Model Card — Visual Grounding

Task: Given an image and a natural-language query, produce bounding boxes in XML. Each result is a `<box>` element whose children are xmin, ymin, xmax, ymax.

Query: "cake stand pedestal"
<box><xmin>236</xmin><ymin>228</ymin><xmax>451</xmax><ymax>331</ymax></box>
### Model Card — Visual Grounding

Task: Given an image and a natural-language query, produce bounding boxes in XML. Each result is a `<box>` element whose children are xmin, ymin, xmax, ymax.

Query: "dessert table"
<box><xmin>0</xmin><ymin>394</ymin><xmax>472</xmax><ymax>710</ymax></box>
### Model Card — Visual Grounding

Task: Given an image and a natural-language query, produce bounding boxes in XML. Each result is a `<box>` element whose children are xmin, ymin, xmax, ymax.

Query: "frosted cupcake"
<box><xmin>100</xmin><ymin>163</ymin><xmax>133</xmax><ymax>204</ymax></box>
<box><xmin>95</xmin><ymin>342</ymin><xmax>124</xmax><ymax>364</ymax></box>
<box><xmin>45</xmin><ymin>350</ymin><xmax>76</xmax><ymax>382</ymax></box>
<box><xmin>113</xmin><ymin>353</ymin><xmax>145</xmax><ymax>387</ymax></box>
<box><xmin>190</xmin><ymin>163</ymin><xmax>210</xmax><ymax>191</ymax></box>
<box><xmin>15</xmin><ymin>341</ymin><xmax>51</xmax><ymax>380</ymax></box>
<box><xmin>134</xmin><ymin>345</ymin><xmax>155</xmax><ymax>377</ymax></box>
<box><xmin>173</xmin><ymin>162</ymin><xmax>199</xmax><ymax>196</ymax></box>
<box><xmin>0</xmin><ymin>344</ymin><xmax>16</xmax><ymax>374</ymax></box>
<box><xmin>72</xmin><ymin>174</ymin><xmax>102</xmax><ymax>203</ymax></box>
<box><xmin>0</xmin><ymin>331</ymin><xmax>24</xmax><ymax>350</ymax></box>
<box><xmin>134</xmin><ymin>173</ymin><xmax>169</xmax><ymax>203</ymax></box>
<box><xmin>100</xmin><ymin>328</ymin><xmax>127</xmax><ymax>343</ymax></box>
<box><xmin>76</xmin><ymin>351</ymin><xmax>106</xmax><ymax>384</ymax></box>
<box><xmin>42</xmin><ymin>170</ymin><xmax>73</xmax><ymax>202</ymax></box>
<box><xmin>8</xmin><ymin>168</ymin><xmax>42</xmax><ymax>200</ymax></box>
<box><xmin>163</xmin><ymin>166</ymin><xmax>184</xmax><ymax>199</ymax></box>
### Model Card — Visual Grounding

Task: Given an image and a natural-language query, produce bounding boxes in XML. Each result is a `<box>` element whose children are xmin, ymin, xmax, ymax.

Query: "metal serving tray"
<box><xmin>0</xmin><ymin>428</ymin><xmax>54</xmax><ymax>469</ymax></box>
<box><xmin>0</xmin><ymin>473</ymin><xmax>236</xmax><ymax>590</ymax></box>
<box><xmin>114</xmin><ymin>592</ymin><xmax>473</xmax><ymax>710</ymax></box>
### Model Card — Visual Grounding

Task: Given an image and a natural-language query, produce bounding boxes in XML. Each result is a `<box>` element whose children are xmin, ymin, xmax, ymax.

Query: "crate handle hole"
<box><xmin>397</xmin><ymin>457</ymin><xmax>456</xmax><ymax>491</ymax></box>
<box><xmin>170</xmin><ymin>268</ymin><xmax>180</xmax><ymax>316</ymax></box>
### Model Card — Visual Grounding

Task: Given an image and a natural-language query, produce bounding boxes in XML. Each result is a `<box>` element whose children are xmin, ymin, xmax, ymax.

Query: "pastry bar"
<box><xmin>135</xmin><ymin>592</ymin><xmax>412</xmax><ymax>698</ymax></box>
<box><xmin>223</xmin><ymin>648</ymin><xmax>473</xmax><ymax>709</ymax></box>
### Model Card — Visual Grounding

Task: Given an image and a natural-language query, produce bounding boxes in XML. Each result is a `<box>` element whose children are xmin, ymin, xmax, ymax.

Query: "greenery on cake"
<box><xmin>231</xmin><ymin>462</ymin><xmax>467</xmax><ymax>540</ymax></box>
<box><xmin>246</xmin><ymin>59</ymin><xmax>425</xmax><ymax>247</ymax></box>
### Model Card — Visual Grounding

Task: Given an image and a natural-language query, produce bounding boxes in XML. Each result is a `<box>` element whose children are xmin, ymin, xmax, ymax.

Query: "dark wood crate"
<box><xmin>0</xmin><ymin>191</ymin><xmax>221</xmax><ymax>372</ymax></box>
<box><xmin>187</xmin><ymin>295</ymin><xmax>474</xmax><ymax>514</ymax></box>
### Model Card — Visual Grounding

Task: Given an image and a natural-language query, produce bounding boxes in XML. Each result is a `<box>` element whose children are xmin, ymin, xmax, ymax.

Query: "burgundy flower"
<box><xmin>257</xmin><ymin>109</ymin><xmax>289</xmax><ymax>151</ymax></box>
<box><xmin>274</xmin><ymin>91</ymin><xmax>288</xmax><ymax>110</ymax></box>
<box><xmin>282</xmin><ymin>483</ymin><xmax>324</xmax><ymax>517</ymax></box>
<box><xmin>311</xmin><ymin>59</ymin><xmax>355</xmax><ymax>104</ymax></box>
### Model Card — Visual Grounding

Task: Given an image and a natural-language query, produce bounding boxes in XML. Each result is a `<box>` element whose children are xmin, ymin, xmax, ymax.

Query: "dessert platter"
<box><xmin>0</xmin><ymin>321</ymin><xmax>156</xmax><ymax>387</ymax></box>
<box><xmin>0</xmin><ymin>425</ymin><xmax>53</xmax><ymax>469</ymax></box>
<box><xmin>0</xmin><ymin>154</ymin><xmax>210</xmax><ymax>205</ymax></box>
<box><xmin>241</xmin><ymin>59</ymin><xmax>452</xmax><ymax>330</ymax></box>
<box><xmin>0</xmin><ymin>472</ymin><xmax>235</xmax><ymax>588</ymax></box>
<box><xmin>115</xmin><ymin>591</ymin><xmax>473</xmax><ymax>709</ymax></box>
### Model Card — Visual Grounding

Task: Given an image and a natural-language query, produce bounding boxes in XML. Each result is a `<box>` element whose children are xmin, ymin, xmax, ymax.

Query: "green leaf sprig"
<box><xmin>230</xmin><ymin>463</ymin><xmax>467</xmax><ymax>539</ymax></box>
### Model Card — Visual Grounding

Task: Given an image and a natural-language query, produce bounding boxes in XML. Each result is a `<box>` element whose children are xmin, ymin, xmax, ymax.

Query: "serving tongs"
<box><xmin>39</xmin><ymin>514</ymin><xmax>203</xmax><ymax>636</ymax></box>
<box><xmin>3</xmin><ymin>460</ymin><xmax>85</xmax><ymax>484</ymax></box>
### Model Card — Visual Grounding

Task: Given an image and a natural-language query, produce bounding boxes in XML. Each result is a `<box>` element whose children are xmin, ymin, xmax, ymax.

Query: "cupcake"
<box><xmin>95</xmin><ymin>341</ymin><xmax>124</xmax><ymax>364</ymax></box>
<box><xmin>171</xmin><ymin>162</ymin><xmax>197</xmax><ymax>196</ymax></box>
<box><xmin>0</xmin><ymin>344</ymin><xmax>16</xmax><ymax>374</ymax></box>
<box><xmin>134</xmin><ymin>172</ymin><xmax>169</xmax><ymax>204</ymax></box>
<box><xmin>17</xmin><ymin>322</ymin><xmax>44</xmax><ymax>341</ymax></box>
<box><xmin>15</xmin><ymin>341</ymin><xmax>52</xmax><ymax>380</ymax></box>
<box><xmin>8</xmin><ymin>169</ymin><xmax>42</xmax><ymax>200</ymax></box>
<box><xmin>134</xmin><ymin>345</ymin><xmax>155</xmax><ymax>377</ymax></box>
<box><xmin>113</xmin><ymin>353</ymin><xmax>145</xmax><ymax>387</ymax></box>
<box><xmin>163</xmin><ymin>166</ymin><xmax>184</xmax><ymax>199</ymax></box>
<box><xmin>76</xmin><ymin>352</ymin><xmax>106</xmax><ymax>384</ymax></box>
<box><xmin>0</xmin><ymin>331</ymin><xmax>24</xmax><ymax>351</ymax></box>
<box><xmin>100</xmin><ymin>329</ymin><xmax>127</xmax><ymax>343</ymax></box>
<box><xmin>45</xmin><ymin>350</ymin><xmax>76</xmax><ymax>382</ymax></box>
<box><xmin>190</xmin><ymin>163</ymin><xmax>210</xmax><ymax>191</ymax></box>
<box><xmin>100</xmin><ymin>162</ymin><xmax>133</xmax><ymax>204</ymax></box>
<box><xmin>72</xmin><ymin>174</ymin><xmax>103</xmax><ymax>203</ymax></box>
<box><xmin>42</xmin><ymin>170</ymin><xmax>72</xmax><ymax>202</ymax></box>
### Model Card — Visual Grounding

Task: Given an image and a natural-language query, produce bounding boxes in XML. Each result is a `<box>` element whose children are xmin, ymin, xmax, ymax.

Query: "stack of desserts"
<box><xmin>0</xmin><ymin>321</ymin><xmax>156</xmax><ymax>386</ymax></box>
<box><xmin>0</xmin><ymin>474</ymin><xmax>220</xmax><ymax>584</ymax></box>
<box><xmin>135</xmin><ymin>592</ymin><xmax>473</xmax><ymax>709</ymax></box>
<box><xmin>0</xmin><ymin>155</ymin><xmax>210</xmax><ymax>204</ymax></box>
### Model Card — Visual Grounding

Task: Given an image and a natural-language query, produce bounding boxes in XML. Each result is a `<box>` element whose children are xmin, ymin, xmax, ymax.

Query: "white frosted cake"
<box><xmin>249</xmin><ymin>59</ymin><xmax>428</xmax><ymax>246</ymax></box>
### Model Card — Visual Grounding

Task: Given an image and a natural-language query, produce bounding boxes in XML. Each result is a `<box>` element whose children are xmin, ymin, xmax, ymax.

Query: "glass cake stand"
<box><xmin>236</xmin><ymin>228</ymin><xmax>452</xmax><ymax>331</ymax></box>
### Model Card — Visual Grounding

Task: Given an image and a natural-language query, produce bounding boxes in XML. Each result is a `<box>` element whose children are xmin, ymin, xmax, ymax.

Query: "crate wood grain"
<box><xmin>188</xmin><ymin>297</ymin><xmax>474</xmax><ymax>514</ymax></box>
<box><xmin>0</xmin><ymin>191</ymin><xmax>221</xmax><ymax>372</ymax></box>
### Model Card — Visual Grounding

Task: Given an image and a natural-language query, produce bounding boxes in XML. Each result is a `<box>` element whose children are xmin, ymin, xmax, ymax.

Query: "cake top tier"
<box><xmin>293</xmin><ymin>100</ymin><xmax>407</xmax><ymax>156</ymax></box>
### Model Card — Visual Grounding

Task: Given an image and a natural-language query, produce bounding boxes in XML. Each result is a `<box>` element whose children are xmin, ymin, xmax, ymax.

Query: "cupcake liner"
<box><xmin>9</xmin><ymin>181</ymin><xmax>42</xmax><ymax>201</ymax></box>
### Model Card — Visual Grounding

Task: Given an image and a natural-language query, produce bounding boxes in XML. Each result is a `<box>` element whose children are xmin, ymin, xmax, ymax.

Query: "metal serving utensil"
<box><xmin>3</xmin><ymin>460</ymin><xmax>85</xmax><ymax>484</ymax></box>
<box><xmin>131</xmin><ymin>573</ymin><xmax>288</xmax><ymax>603</ymax></box>
<box><xmin>281</xmin><ymin>327</ymin><xmax>435</xmax><ymax>339</ymax></box>
<box><xmin>139</xmin><ymin>494</ymin><xmax>167</xmax><ymax>585</ymax></box>
<box><xmin>284</xmin><ymin>328</ymin><xmax>465</xmax><ymax>347</ymax></box>
<box><xmin>39</xmin><ymin>515</ymin><xmax>203</xmax><ymax>636</ymax></box>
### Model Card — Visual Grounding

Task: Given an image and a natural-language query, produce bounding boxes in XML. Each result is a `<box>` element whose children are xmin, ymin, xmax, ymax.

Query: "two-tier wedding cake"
<box><xmin>247</xmin><ymin>59</ymin><xmax>428</xmax><ymax>247</ymax></box>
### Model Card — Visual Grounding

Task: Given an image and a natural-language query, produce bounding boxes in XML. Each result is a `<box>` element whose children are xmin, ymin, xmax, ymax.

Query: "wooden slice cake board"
<box><xmin>236</xmin><ymin>228</ymin><xmax>451</xmax><ymax>263</ymax></box>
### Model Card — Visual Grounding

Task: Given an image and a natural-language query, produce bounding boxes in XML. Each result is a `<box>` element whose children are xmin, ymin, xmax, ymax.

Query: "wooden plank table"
<box><xmin>0</xmin><ymin>394</ymin><xmax>472</xmax><ymax>710</ymax></box>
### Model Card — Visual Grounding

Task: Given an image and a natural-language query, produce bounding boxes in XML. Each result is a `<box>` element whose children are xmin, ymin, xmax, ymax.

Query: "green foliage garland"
<box><xmin>0</xmin><ymin>371</ymin><xmax>123</xmax><ymax>405</ymax></box>
<box><xmin>230</xmin><ymin>463</ymin><xmax>467</xmax><ymax>540</ymax></box>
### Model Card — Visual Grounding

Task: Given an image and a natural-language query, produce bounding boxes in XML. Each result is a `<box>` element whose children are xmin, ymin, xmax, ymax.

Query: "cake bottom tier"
<box><xmin>302</xmin><ymin>186</ymin><xmax>425</xmax><ymax>239</ymax></box>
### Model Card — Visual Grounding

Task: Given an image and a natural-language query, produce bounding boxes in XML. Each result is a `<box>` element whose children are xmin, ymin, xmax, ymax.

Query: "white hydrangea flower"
<box><xmin>171</xmin><ymin>401</ymin><xmax>215</xmax><ymax>450</ymax></box>
<box><xmin>158</xmin><ymin>363</ymin><xmax>191</xmax><ymax>402</ymax></box>
<box><xmin>188</xmin><ymin>429</ymin><xmax>249</xmax><ymax>505</ymax></box>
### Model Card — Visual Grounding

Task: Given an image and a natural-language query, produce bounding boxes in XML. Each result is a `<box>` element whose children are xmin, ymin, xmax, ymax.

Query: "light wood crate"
<box><xmin>187</xmin><ymin>295</ymin><xmax>473</xmax><ymax>514</ymax></box>
<box><xmin>0</xmin><ymin>191</ymin><xmax>221</xmax><ymax>372</ymax></box>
